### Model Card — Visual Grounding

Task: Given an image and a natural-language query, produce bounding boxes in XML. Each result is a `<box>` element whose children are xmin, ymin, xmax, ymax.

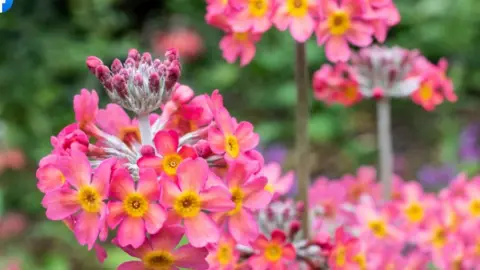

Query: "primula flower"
<box><xmin>209</xmin><ymin>107</ymin><xmax>260</xmax><ymax>160</ymax></box>
<box><xmin>96</xmin><ymin>104</ymin><xmax>141</xmax><ymax>147</ymax></box>
<box><xmin>398</xmin><ymin>182</ymin><xmax>432</xmax><ymax>227</ymax></box>
<box><xmin>328</xmin><ymin>227</ymin><xmax>358</xmax><ymax>269</ymax></box>
<box><xmin>316</xmin><ymin>0</ymin><xmax>374</xmax><ymax>62</ymax></box>
<box><xmin>454</xmin><ymin>181</ymin><xmax>480</xmax><ymax>222</ymax></box>
<box><xmin>248</xmin><ymin>230</ymin><xmax>296</xmax><ymax>269</ymax></box>
<box><xmin>366</xmin><ymin>1</ymin><xmax>400</xmax><ymax>43</ymax></box>
<box><xmin>117</xmin><ymin>225</ymin><xmax>209</xmax><ymax>270</ymax></box>
<box><xmin>229</xmin><ymin>0</ymin><xmax>274</xmax><ymax>33</ymax></box>
<box><xmin>273</xmin><ymin>0</ymin><xmax>318</xmax><ymax>42</ymax></box>
<box><xmin>42</xmin><ymin>149</ymin><xmax>114</xmax><ymax>249</ymax></box>
<box><xmin>219</xmin><ymin>30</ymin><xmax>261</xmax><ymax>66</ymax></box>
<box><xmin>213</xmin><ymin>162</ymin><xmax>271</xmax><ymax>244</ymax></box>
<box><xmin>137</xmin><ymin>130</ymin><xmax>197</xmax><ymax>178</ymax></box>
<box><xmin>206</xmin><ymin>233</ymin><xmax>240</xmax><ymax>270</ymax></box>
<box><xmin>50</xmin><ymin>123</ymin><xmax>89</xmax><ymax>155</ymax></box>
<box><xmin>257</xmin><ymin>162</ymin><xmax>294</xmax><ymax>197</ymax></box>
<box><xmin>355</xmin><ymin>202</ymin><xmax>403</xmax><ymax>243</ymax></box>
<box><xmin>343</xmin><ymin>166</ymin><xmax>380</xmax><ymax>204</ymax></box>
<box><xmin>107</xmin><ymin>168</ymin><xmax>166</xmax><ymax>248</ymax></box>
<box><xmin>74</xmin><ymin>89</ymin><xmax>99</xmax><ymax>131</ymax></box>
<box><xmin>161</xmin><ymin>158</ymin><xmax>235</xmax><ymax>247</ymax></box>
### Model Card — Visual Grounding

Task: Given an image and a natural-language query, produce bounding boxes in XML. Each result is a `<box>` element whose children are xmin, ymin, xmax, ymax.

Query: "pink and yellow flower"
<box><xmin>316</xmin><ymin>0</ymin><xmax>374</xmax><ymax>62</ymax></box>
<box><xmin>161</xmin><ymin>158</ymin><xmax>235</xmax><ymax>247</ymax></box>
<box><xmin>117</xmin><ymin>225</ymin><xmax>209</xmax><ymax>270</ymax></box>
<box><xmin>328</xmin><ymin>227</ymin><xmax>358</xmax><ymax>269</ymax></box>
<box><xmin>219</xmin><ymin>30</ymin><xmax>261</xmax><ymax>66</ymax></box>
<box><xmin>50</xmin><ymin>123</ymin><xmax>89</xmax><ymax>155</ymax></box>
<box><xmin>96</xmin><ymin>104</ymin><xmax>141</xmax><ymax>148</ymax></box>
<box><xmin>41</xmin><ymin>149</ymin><xmax>114</xmax><ymax>249</ymax></box>
<box><xmin>273</xmin><ymin>0</ymin><xmax>318</xmax><ymax>42</ymax></box>
<box><xmin>206</xmin><ymin>233</ymin><xmax>240</xmax><ymax>270</ymax></box>
<box><xmin>137</xmin><ymin>130</ymin><xmax>197</xmax><ymax>178</ymax></box>
<box><xmin>355</xmin><ymin>201</ymin><xmax>403</xmax><ymax>243</ymax></box>
<box><xmin>107</xmin><ymin>168</ymin><xmax>166</xmax><ymax>248</ymax></box>
<box><xmin>257</xmin><ymin>162</ymin><xmax>294</xmax><ymax>197</ymax></box>
<box><xmin>343</xmin><ymin>166</ymin><xmax>380</xmax><ymax>204</ymax></box>
<box><xmin>398</xmin><ymin>182</ymin><xmax>433</xmax><ymax>227</ymax></box>
<box><xmin>229</xmin><ymin>0</ymin><xmax>274</xmax><ymax>33</ymax></box>
<box><xmin>248</xmin><ymin>230</ymin><xmax>296</xmax><ymax>269</ymax></box>
<box><xmin>209</xmin><ymin>107</ymin><xmax>259</xmax><ymax>160</ymax></box>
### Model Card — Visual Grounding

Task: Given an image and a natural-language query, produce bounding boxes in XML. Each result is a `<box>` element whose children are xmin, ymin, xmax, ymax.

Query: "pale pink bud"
<box><xmin>373</xmin><ymin>87</ymin><xmax>385</xmax><ymax>100</ymax></box>
<box><xmin>165</xmin><ymin>48</ymin><xmax>179</xmax><ymax>63</ymax></box>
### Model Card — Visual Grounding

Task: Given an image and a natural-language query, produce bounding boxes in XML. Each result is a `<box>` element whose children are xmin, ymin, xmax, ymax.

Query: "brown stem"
<box><xmin>294</xmin><ymin>42</ymin><xmax>310</xmax><ymax>238</ymax></box>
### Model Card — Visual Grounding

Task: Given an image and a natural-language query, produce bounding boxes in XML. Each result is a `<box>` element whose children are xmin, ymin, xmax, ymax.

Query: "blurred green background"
<box><xmin>0</xmin><ymin>0</ymin><xmax>479</xmax><ymax>269</ymax></box>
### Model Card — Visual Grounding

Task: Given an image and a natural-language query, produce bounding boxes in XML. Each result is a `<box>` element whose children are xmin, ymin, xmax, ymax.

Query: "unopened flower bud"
<box><xmin>153</xmin><ymin>59</ymin><xmax>162</xmax><ymax>70</ymax></box>
<box><xmin>165</xmin><ymin>48</ymin><xmax>179</xmax><ymax>63</ymax></box>
<box><xmin>141</xmin><ymin>52</ymin><xmax>152</xmax><ymax>65</ymax></box>
<box><xmin>128</xmin><ymin>48</ymin><xmax>141</xmax><ymax>63</ymax></box>
<box><xmin>112</xmin><ymin>74</ymin><xmax>128</xmax><ymax>98</ymax></box>
<box><xmin>194</xmin><ymin>140</ymin><xmax>213</xmax><ymax>158</ymax></box>
<box><xmin>140</xmin><ymin>145</ymin><xmax>155</xmax><ymax>157</ymax></box>
<box><xmin>95</xmin><ymin>65</ymin><xmax>112</xmax><ymax>91</ymax></box>
<box><xmin>124</xmin><ymin>57</ymin><xmax>136</xmax><ymax>68</ymax></box>
<box><xmin>373</xmin><ymin>87</ymin><xmax>384</xmax><ymax>100</ymax></box>
<box><xmin>133</xmin><ymin>73</ymin><xmax>144</xmax><ymax>88</ymax></box>
<box><xmin>288</xmin><ymin>220</ymin><xmax>301</xmax><ymax>239</ymax></box>
<box><xmin>149</xmin><ymin>73</ymin><xmax>161</xmax><ymax>93</ymax></box>
<box><xmin>111</xmin><ymin>59</ymin><xmax>123</xmax><ymax>74</ymax></box>
<box><xmin>86</xmin><ymin>56</ymin><xmax>103</xmax><ymax>74</ymax></box>
<box><xmin>165</xmin><ymin>62</ymin><xmax>181</xmax><ymax>90</ymax></box>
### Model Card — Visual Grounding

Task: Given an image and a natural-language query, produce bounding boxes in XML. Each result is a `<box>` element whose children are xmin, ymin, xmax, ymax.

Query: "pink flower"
<box><xmin>74</xmin><ymin>89</ymin><xmax>99</xmax><ymax>131</ymax></box>
<box><xmin>229</xmin><ymin>0</ymin><xmax>274</xmax><ymax>33</ymax></box>
<box><xmin>212</xmin><ymin>162</ymin><xmax>271</xmax><ymax>245</ymax></box>
<box><xmin>328</xmin><ymin>227</ymin><xmax>358</xmax><ymax>269</ymax></box>
<box><xmin>219</xmin><ymin>30</ymin><xmax>261</xmax><ymax>66</ymax></box>
<box><xmin>151</xmin><ymin>28</ymin><xmax>204</xmax><ymax>60</ymax></box>
<box><xmin>41</xmin><ymin>149</ymin><xmax>114</xmax><ymax>249</ymax></box>
<box><xmin>248</xmin><ymin>230</ymin><xmax>296</xmax><ymax>269</ymax></box>
<box><xmin>257</xmin><ymin>162</ymin><xmax>294</xmax><ymax>197</ymax></box>
<box><xmin>207</xmin><ymin>0</ymin><xmax>236</xmax><ymax>16</ymax></box>
<box><xmin>36</xmin><ymin>155</ymin><xmax>70</xmax><ymax>193</ymax></box>
<box><xmin>161</xmin><ymin>158</ymin><xmax>235</xmax><ymax>247</ymax></box>
<box><xmin>137</xmin><ymin>130</ymin><xmax>197</xmax><ymax>178</ymax></box>
<box><xmin>206</xmin><ymin>233</ymin><xmax>240</xmax><ymax>270</ymax></box>
<box><xmin>208</xmin><ymin>107</ymin><xmax>260</xmax><ymax>160</ymax></box>
<box><xmin>96</xmin><ymin>104</ymin><xmax>141</xmax><ymax>147</ymax></box>
<box><xmin>309</xmin><ymin>177</ymin><xmax>348</xmax><ymax>231</ymax></box>
<box><xmin>342</xmin><ymin>166</ymin><xmax>380</xmax><ymax>204</ymax></box>
<box><xmin>117</xmin><ymin>225</ymin><xmax>209</xmax><ymax>270</ymax></box>
<box><xmin>355</xmin><ymin>201</ymin><xmax>403</xmax><ymax>244</ymax></box>
<box><xmin>50</xmin><ymin>123</ymin><xmax>89</xmax><ymax>155</ymax></box>
<box><xmin>316</xmin><ymin>0</ymin><xmax>374</xmax><ymax>62</ymax></box>
<box><xmin>367</xmin><ymin>2</ymin><xmax>400</xmax><ymax>43</ymax></box>
<box><xmin>397</xmin><ymin>182</ymin><xmax>433</xmax><ymax>227</ymax></box>
<box><xmin>454</xmin><ymin>181</ymin><xmax>480</xmax><ymax>221</ymax></box>
<box><xmin>273</xmin><ymin>0</ymin><xmax>318</xmax><ymax>42</ymax></box>
<box><xmin>107</xmin><ymin>168</ymin><xmax>166</xmax><ymax>248</ymax></box>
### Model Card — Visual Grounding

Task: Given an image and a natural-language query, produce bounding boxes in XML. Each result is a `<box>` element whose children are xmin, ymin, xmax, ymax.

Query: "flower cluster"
<box><xmin>308</xmin><ymin>167</ymin><xmax>480</xmax><ymax>269</ymax></box>
<box><xmin>312</xmin><ymin>46</ymin><xmax>457</xmax><ymax>110</ymax></box>
<box><xmin>205</xmin><ymin>0</ymin><xmax>400</xmax><ymax>65</ymax></box>
<box><xmin>35</xmin><ymin>49</ymin><xmax>277</xmax><ymax>269</ymax></box>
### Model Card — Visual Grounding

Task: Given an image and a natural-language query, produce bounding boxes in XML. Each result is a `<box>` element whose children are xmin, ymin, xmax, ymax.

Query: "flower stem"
<box><xmin>294</xmin><ymin>42</ymin><xmax>310</xmax><ymax>238</ymax></box>
<box><xmin>377</xmin><ymin>98</ymin><xmax>393</xmax><ymax>200</ymax></box>
<box><xmin>138</xmin><ymin>114</ymin><xmax>153</xmax><ymax>147</ymax></box>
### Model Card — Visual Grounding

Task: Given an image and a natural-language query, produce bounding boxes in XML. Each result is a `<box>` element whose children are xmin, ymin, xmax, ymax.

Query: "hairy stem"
<box><xmin>377</xmin><ymin>98</ymin><xmax>393</xmax><ymax>200</ymax></box>
<box><xmin>138</xmin><ymin>114</ymin><xmax>153</xmax><ymax>147</ymax></box>
<box><xmin>294</xmin><ymin>42</ymin><xmax>311</xmax><ymax>238</ymax></box>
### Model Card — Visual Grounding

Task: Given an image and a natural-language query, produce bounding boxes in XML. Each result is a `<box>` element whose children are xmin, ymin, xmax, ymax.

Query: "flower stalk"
<box><xmin>376</xmin><ymin>97</ymin><xmax>393</xmax><ymax>200</ymax></box>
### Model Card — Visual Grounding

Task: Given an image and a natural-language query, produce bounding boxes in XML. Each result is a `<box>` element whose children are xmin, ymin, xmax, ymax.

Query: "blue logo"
<box><xmin>1</xmin><ymin>0</ymin><xmax>13</xmax><ymax>13</ymax></box>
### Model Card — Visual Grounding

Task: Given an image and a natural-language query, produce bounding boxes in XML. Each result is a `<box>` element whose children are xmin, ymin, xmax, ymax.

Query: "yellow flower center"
<box><xmin>334</xmin><ymin>246</ymin><xmax>346</xmax><ymax>266</ymax></box>
<box><xmin>404</xmin><ymin>201</ymin><xmax>424</xmax><ymax>223</ymax></box>
<box><xmin>60</xmin><ymin>173</ymin><xmax>66</xmax><ymax>184</ymax></box>
<box><xmin>368</xmin><ymin>219</ymin><xmax>387</xmax><ymax>238</ymax></box>
<box><xmin>249</xmin><ymin>0</ymin><xmax>268</xmax><ymax>17</ymax></box>
<box><xmin>287</xmin><ymin>0</ymin><xmax>308</xmax><ymax>17</ymax></box>
<box><xmin>233</xmin><ymin>32</ymin><xmax>249</xmax><ymax>42</ymax></box>
<box><xmin>431</xmin><ymin>227</ymin><xmax>447</xmax><ymax>248</ymax></box>
<box><xmin>77</xmin><ymin>186</ymin><xmax>101</xmax><ymax>213</ymax></box>
<box><xmin>328</xmin><ymin>10</ymin><xmax>351</xmax><ymax>36</ymax></box>
<box><xmin>354</xmin><ymin>253</ymin><xmax>367</xmax><ymax>270</ymax></box>
<box><xmin>228</xmin><ymin>187</ymin><xmax>244</xmax><ymax>216</ymax></box>
<box><xmin>143</xmin><ymin>250</ymin><xmax>174</xmax><ymax>270</ymax></box>
<box><xmin>469</xmin><ymin>199</ymin><xmax>480</xmax><ymax>217</ymax></box>
<box><xmin>162</xmin><ymin>154</ymin><xmax>183</xmax><ymax>176</ymax></box>
<box><xmin>123</xmin><ymin>192</ymin><xmax>149</xmax><ymax>218</ymax></box>
<box><xmin>264</xmin><ymin>183</ymin><xmax>274</xmax><ymax>193</ymax></box>
<box><xmin>216</xmin><ymin>243</ymin><xmax>233</xmax><ymax>265</ymax></box>
<box><xmin>264</xmin><ymin>243</ymin><xmax>283</xmax><ymax>262</ymax></box>
<box><xmin>173</xmin><ymin>191</ymin><xmax>201</xmax><ymax>218</ymax></box>
<box><xmin>119</xmin><ymin>126</ymin><xmax>141</xmax><ymax>147</ymax></box>
<box><xmin>225</xmin><ymin>135</ymin><xmax>240</xmax><ymax>158</ymax></box>
<box><xmin>419</xmin><ymin>83</ymin><xmax>433</xmax><ymax>101</ymax></box>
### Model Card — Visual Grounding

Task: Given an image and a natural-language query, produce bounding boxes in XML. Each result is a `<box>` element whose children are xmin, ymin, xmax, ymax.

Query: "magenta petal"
<box><xmin>271</xmin><ymin>230</ymin><xmax>287</xmax><ymax>243</ymax></box>
<box><xmin>184</xmin><ymin>212</ymin><xmax>220</xmax><ymax>247</ymax></box>
<box><xmin>36</xmin><ymin>165</ymin><xmax>66</xmax><ymax>193</ymax></box>
<box><xmin>176</xmin><ymin>158</ymin><xmax>208</xmax><ymax>192</ymax></box>
<box><xmin>110</xmin><ymin>168</ymin><xmax>135</xmax><ymax>200</ymax></box>
<box><xmin>74</xmin><ymin>211</ymin><xmax>101</xmax><ymax>250</ymax></box>
<box><xmin>174</xmin><ymin>244</ymin><xmax>209</xmax><ymax>269</ymax></box>
<box><xmin>144</xmin><ymin>203</ymin><xmax>167</xmax><ymax>234</ymax></box>
<box><xmin>117</xmin><ymin>217</ymin><xmax>146</xmax><ymax>248</ymax></box>
<box><xmin>107</xmin><ymin>201</ymin><xmax>126</xmax><ymax>229</ymax></box>
<box><xmin>244</xmin><ymin>189</ymin><xmax>272</xmax><ymax>210</ymax></box>
<box><xmin>228</xmin><ymin>208</ymin><xmax>258</xmax><ymax>245</ymax></box>
<box><xmin>91</xmin><ymin>158</ymin><xmax>115</xmax><ymax>198</ymax></box>
<box><xmin>68</xmin><ymin>148</ymin><xmax>92</xmax><ymax>189</ymax></box>
<box><xmin>200</xmin><ymin>186</ymin><xmax>235</xmax><ymax>212</ymax></box>
<box><xmin>44</xmin><ymin>189</ymin><xmax>80</xmax><ymax>220</ymax></box>
<box><xmin>207</xmin><ymin>127</ymin><xmax>226</xmax><ymax>154</ymax></box>
<box><xmin>150</xmin><ymin>225</ymin><xmax>185</xmax><ymax>250</ymax></box>
<box><xmin>154</xmin><ymin>130</ymin><xmax>179</xmax><ymax>155</ymax></box>
<box><xmin>137</xmin><ymin>156</ymin><xmax>163</xmax><ymax>175</ymax></box>
<box><xmin>93</xmin><ymin>244</ymin><xmax>108</xmax><ymax>264</ymax></box>
<box><xmin>316</xmin><ymin>21</ymin><xmax>331</xmax><ymax>45</ymax></box>
<box><xmin>137</xmin><ymin>169</ymin><xmax>160</xmax><ymax>201</ymax></box>
<box><xmin>117</xmin><ymin>261</ymin><xmax>144</xmax><ymax>270</ymax></box>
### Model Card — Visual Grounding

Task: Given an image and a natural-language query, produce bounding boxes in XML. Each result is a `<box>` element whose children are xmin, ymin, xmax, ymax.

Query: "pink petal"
<box><xmin>251</xmin><ymin>234</ymin><xmax>269</xmax><ymax>250</ymax></box>
<box><xmin>117</xmin><ymin>216</ymin><xmax>146</xmax><ymax>248</ymax></box>
<box><xmin>240</xmin><ymin>42</ymin><xmax>256</xmax><ymax>67</ymax></box>
<box><xmin>91</xmin><ymin>158</ymin><xmax>115</xmax><ymax>198</ymax></box>
<box><xmin>44</xmin><ymin>188</ymin><xmax>80</xmax><ymax>220</ymax></box>
<box><xmin>235</xmin><ymin>121</ymin><xmax>259</xmax><ymax>151</ymax></box>
<box><xmin>228</xmin><ymin>208</ymin><xmax>258</xmax><ymax>245</ymax></box>
<box><xmin>275</xmin><ymin>171</ymin><xmax>294</xmax><ymax>195</ymax></box>
<box><xmin>325</xmin><ymin>36</ymin><xmax>351</xmax><ymax>62</ymax></box>
<box><xmin>205</xmin><ymin>172</ymin><xmax>227</xmax><ymax>189</ymax></box>
<box><xmin>184</xmin><ymin>212</ymin><xmax>220</xmax><ymax>247</ymax></box>
<box><xmin>36</xmin><ymin>165</ymin><xmax>66</xmax><ymax>193</ymax></box>
<box><xmin>208</xmin><ymin>127</ymin><xmax>226</xmax><ymax>154</ymax></box>
<box><xmin>215</xmin><ymin>107</ymin><xmax>234</xmax><ymax>134</ymax></box>
<box><xmin>272</xmin><ymin>7</ymin><xmax>290</xmax><ymax>31</ymax></box>
<box><xmin>220</xmin><ymin>35</ymin><xmax>239</xmax><ymax>64</ymax></box>
<box><xmin>137</xmin><ymin>169</ymin><xmax>160</xmax><ymax>201</ymax></box>
<box><xmin>178</xmin><ymin>145</ymin><xmax>198</xmax><ymax>159</ymax></box>
<box><xmin>316</xmin><ymin>21</ymin><xmax>331</xmax><ymax>45</ymax></box>
<box><xmin>271</xmin><ymin>230</ymin><xmax>287</xmax><ymax>243</ymax></box>
<box><xmin>137</xmin><ymin>156</ymin><xmax>163</xmax><ymax>175</ymax></box>
<box><xmin>144</xmin><ymin>203</ymin><xmax>167</xmax><ymax>234</ymax></box>
<box><xmin>150</xmin><ymin>225</ymin><xmax>185</xmax><ymax>250</ymax></box>
<box><xmin>177</xmin><ymin>158</ymin><xmax>208</xmax><ymax>192</ymax></box>
<box><xmin>68</xmin><ymin>148</ymin><xmax>92</xmax><ymax>189</ymax></box>
<box><xmin>74</xmin><ymin>211</ymin><xmax>101</xmax><ymax>250</ymax></box>
<box><xmin>153</xmin><ymin>130</ymin><xmax>179</xmax><ymax>155</ymax></box>
<box><xmin>261</xmin><ymin>163</ymin><xmax>281</xmax><ymax>183</ymax></box>
<box><xmin>248</xmin><ymin>255</ymin><xmax>269</xmax><ymax>270</ymax></box>
<box><xmin>282</xmin><ymin>244</ymin><xmax>296</xmax><ymax>260</ymax></box>
<box><xmin>226</xmin><ymin>162</ymin><xmax>249</xmax><ymax>188</ymax></box>
<box><xmin>93</xmin><ymin>244</ymin><xmax>108</xmax><ymax>263</ymax></box>
<box><xmin>345</xmin><ymin>21</ymin><xmax>373</xmax><ymax>47</ymax></box>
<box><xmin>107</xmin><ymin>201</ymin><xmax>126</xmax><ymax>229</ymax></box>
<box><xmin>117</xmin><ymin>261</ymin><xmax>144</xmax><ymax>270</ymax></box>
<box><xmin>200</xmin><ymin>186</ymin><xmax>236</xmax><ymax>212</ymax></box>
<box><xmin>161</xmin><ymin>179</ymin><xmax>182</xmax><ymax>207</ymax></box>
<box><xmin>110</xmin><ymin>168</ymin><xmax>135</xmax><ymax>200</ymax></box>
<box><xmin>290</xmin><ymin>16</ymin><xmax>315</xmax><ymax>43</ymax></box>
<box><xmin>174</xmin><ymin>244</ymin><xmax>209</xmax><ymax>269</ymax></box>
<box><xmin>373</xmin><ymin>20</ymin><xmax>388</xmax><ymax>43</ymax></box>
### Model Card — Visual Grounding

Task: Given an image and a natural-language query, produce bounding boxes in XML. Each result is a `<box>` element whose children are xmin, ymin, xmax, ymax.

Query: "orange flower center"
<box><xmin>431</xmin><ymin>226</ymin><xmax>447</xmax><ymax>248</ymax></box>
<box><xmin>119</xmin><ymin>126</ymin><xmax>141</xmax><ymax>147</ymax></box>
<box><xmin>174</xmin><ymin>191</ymin><xmax>201</xmax><ymax>218</ymax></box>
<box><xmin>334</xmin><ymin>246</ymin><xmax>346</xmax><ymax>266</ymax></box>
<box><xmin>404</xmin><ymin>201</ymin><xmax>424</xmax><ymax>223</ymax></box>
<box><xmin>469</xmin><ymin>199</ymin><xmax>480</xmax><ymax>217</ymax></box>
<box><xmin>368</xmin><ymin>219</ymin><xmax>387</xmax><ymax>238</ymax></box>
<box><xmin>328</xmin><ymin>10</ymin><xmax>351</xmax><ymax>36</ymax></box>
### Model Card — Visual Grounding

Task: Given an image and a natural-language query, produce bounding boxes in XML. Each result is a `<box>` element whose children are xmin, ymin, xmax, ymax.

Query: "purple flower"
<box><xmin>417</xmin><ymin>164</ymin><xmax>456</xmax><ymax>190</ymax></box>
<box><xmin>459</xmin><ymin>124</ymin><xmax>480</xmax><ymax>162</ymax></box>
